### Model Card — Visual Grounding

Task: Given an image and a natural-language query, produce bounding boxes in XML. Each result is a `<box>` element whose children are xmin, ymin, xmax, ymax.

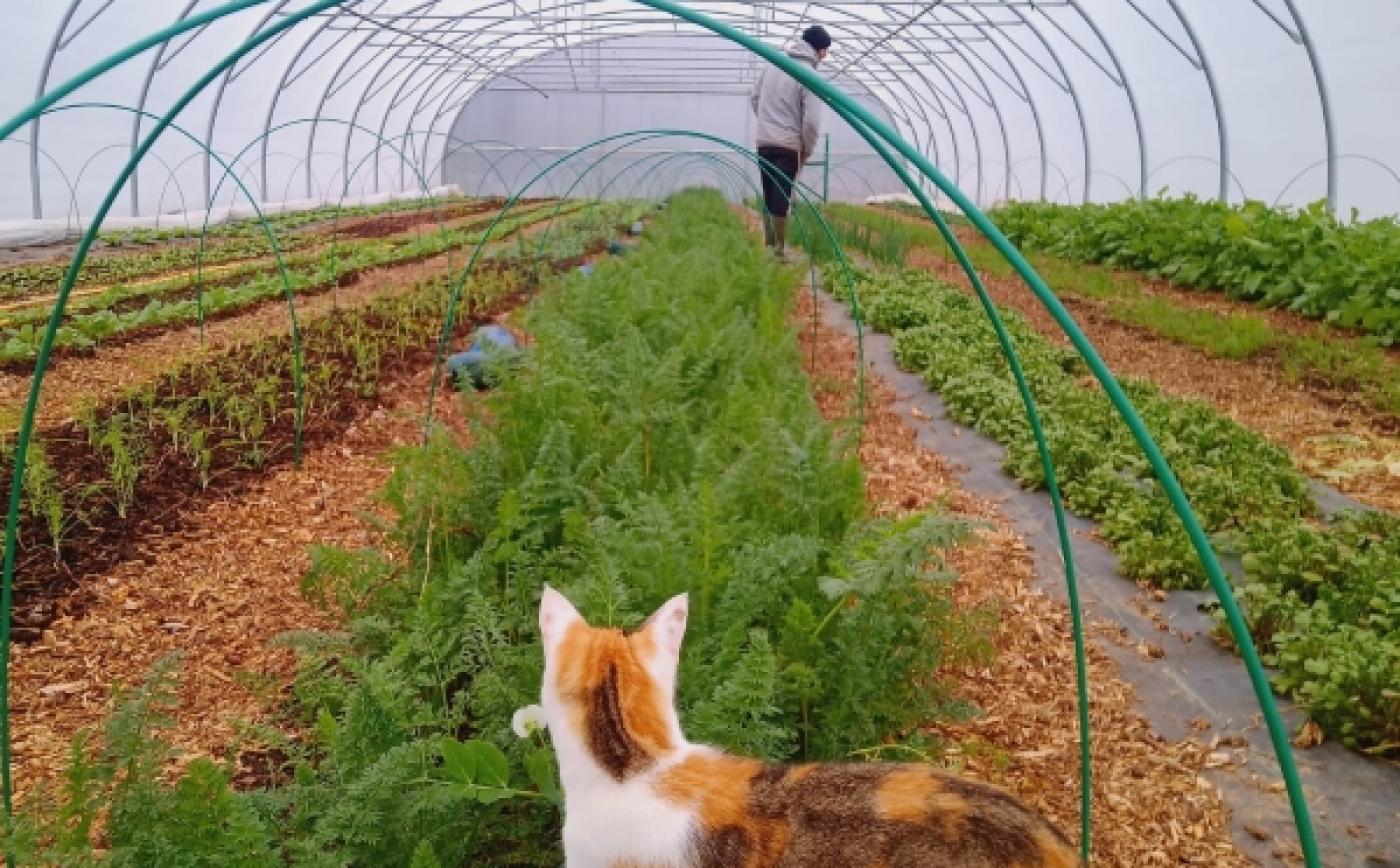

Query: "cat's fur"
<box><xmin>539</xmin><ymin>587</ymin><xmax>1079</xmax><ymax>868</ymax></box>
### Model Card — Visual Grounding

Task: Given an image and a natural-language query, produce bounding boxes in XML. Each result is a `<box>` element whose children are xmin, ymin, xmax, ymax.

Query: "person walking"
<box><xmin>750</xmin><ymin>25</ymin><xmax>832</xmax><ymax>260</ymax></box>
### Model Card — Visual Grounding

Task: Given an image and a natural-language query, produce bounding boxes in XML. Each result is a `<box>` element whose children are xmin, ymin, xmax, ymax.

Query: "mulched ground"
<box><xmin>909</xmin><ymin>247</ymin><xmax>1400</xmax><ymax>515</ymax></box>
<box><xmin>7</xmin><ymin>226</ymin><xmax>1247</xmax><ymax>864</ymax></box>
<box><xmin>793</xmin><ymin>288</ymin><xmax>1250</xmax><ymax>866</ymax></box>
<box><xmin>7</xmin><ymin>357</ymin><xmax>475</xmax><ymax>804</ymax></box>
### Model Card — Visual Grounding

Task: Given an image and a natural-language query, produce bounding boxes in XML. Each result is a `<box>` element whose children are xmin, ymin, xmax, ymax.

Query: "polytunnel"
<box><xmin>0</xmin><ymin>1</ymin><xmax>1397</xmax><ymax>866</ymax></box>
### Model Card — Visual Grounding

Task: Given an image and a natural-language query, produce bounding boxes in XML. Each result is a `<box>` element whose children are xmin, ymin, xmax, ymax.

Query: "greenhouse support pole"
<box><xmin>1281</xmin><ymin>0</ymin><xmax>1337</xmax><ymax>213</ymax></box>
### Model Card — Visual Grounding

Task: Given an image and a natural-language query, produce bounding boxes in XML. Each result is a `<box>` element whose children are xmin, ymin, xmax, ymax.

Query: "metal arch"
<box><xmin>28</xmin><ymin>0</ymin><xmax>86</xmax><ymax>218</ymax></box>
<box><xmin>420</xmin><ymin>136</ymin><xmax>544</xmax><ymax>196</ymax></box>
<box><xmin>938</xmin><ymin>1</ymin><xmax>1093</xmax><ymax>203</ymax></box>
<box><xmin>1062</xmin><ymin>1</ymin><xmax>1147</xmax><ymax>199</ymax></box>
<box><xmin>399</xmin><ymin>8</ymin><xmax>941</xmax><ymax>143</ymax></box>
<box><xmin>71</xmin><ymin>142</ymin><xmax>194</xmax><ymax>230</ymax></box>
<box><xmin>299</xmin><ymin>3</ymin><xmax>427</xmax><ymax>200</ymax></box>
<box><xmin>634</xmin><ymin>155</ymin><xmax>736</xmax><ymax>200</ymax></box>
<box><xmin>1272</xmin><ymin>153</ymin><xmax>1400</xmax><ymax>209</ymax></box>
<box><xmin>241</xmin><ymin>147</ymin><xmax>328</xmax><ymax>204</ymax></box>
<box><xmin>280</xmin><ymin>150</ymin><xmax>344</xmax><ymax>203</ymax></box>
<box><xmin>885</xmin><ymin>7</ymin><xmax>1014</xmax><ymax>206</ymax></box>
<box><xmin>207</xmin><ymin>117</ymin><xmax>443</xmax><ymax>227</ymax></box>
<box><xmin>1158</xmin><ymin>0</ymin><xmax>1230</xmax><ymax>202</ymax></box>
<box><xmin>0</xmin><ymin>137</ymin><xmax>81</xmax><ymax>229</ymax></box>
<box><xmin>1146</xmin><ymin>155</ymin><xmax>1248</xmax><ymax>201</ymax></box>
<box><xmin>632</xmin><ymin>153</ymin><xmax>755</xmax><ymax>202</ymax></box>
<box><xmin>201</xmin><ymin>1</ymin><xmax>308</xmax><ymax>207</ymax></box>
<box><xmin>974</xmin><ymin>158</ymin><xmax>1026</xmax><ymax>201</ymax></box>
<box><xmin>146</xmin><ymin>148</ymin><xmax>219</xmax><ymax>226</ymax></box>
<box><xmin>71</xmin><ymin>142</ymin><xmax>142</xmax><ymax>221</ymax></box>
<box><xmin>1280</xmin><ymin>0</ymin><xmax>1337</xmax><ymax>212</ymax></box>
<box><xmin>431</xmin><ymin>138</ymin><xmax>563</xmax><ymax>198</ymax></box>
<box><xmin>128</xmin><ymin>0</ymin><xmax>200</xmax><ymax>217</ymax></box>
<box><xmin>328</xmin><ymin>2</ymin><xmax>553</xmax><ymax>198</ymax></box>
<box><xmin>307</xmin><ymin>1</ymin><xmax>570</xmax><ymax>201</ymax></box>
<box><xmin>29</xmin><ymin>0</ymin><xmax>969</xmax><ymax>220</ymax></box>
<box><xmin>504</xmin><ymin>148</ymin><xmax>587</xmax><ymax>199</ymax></box>
<box><xmin>820</xmin><ymin>154</ymin><xmax>884</xmax><ymax>200</ymax></box>
<box><xmin>1011</xmin><ymin>154</ymin><xmax>1072</xmax><ymax>205</ymax></box>
<box><xmin>1005</xmin><ymin>5</ymin><xmax>1091</xmax><ymax>204</ymax></box>
<box><xmin>873</xmin><ymin>5</ymin><xmax>1011</xmax><ymax>201</ymax></box>
<box><xmin>257</xmin><ymin>0</ymin><xmax>378</xmax><ymax>200</ymax></box>
<box><xmin>13</xmin><ymin>0</ymin><xmax>1342</xmax><ymax>217</ymax></box>
<box><xmin>1058</xmin><ymin>169</ymin><xmax>1135</xmax><ymax>202</ymax></box>
<box><xmin>938</xmin><ymin>2</ymin><xmax>1049</xmax><ymax>202</ymax></box>
<box><xmin>982</xmin><ymin>1</ymin><xmax>1142</xmax><ymax>202</ymax></box>
<box><xmin>306</xmin><ymin>0</ymin><xmax>579</xmax><ymax>198</ymax></box>
<box><xmin>591</xmin><ymin>149</ymin><xmax>741</xmax><ymax>202</ymax></box>
<box><xmin>622</xmin><ymin>151</ymin><xmax>750</xmax><ymax>201</ymax></box>
<box><xmin>151</xmin><ymin>154</ymin><xmax>195</xmax><ymax>221</ymax></box>
<box><xmin>366</xmin><ymin>14</ymin><xmax>942</xmax><ymax>193</ymax></box>
<box><xmin>226</xmin><ymin>148</ymin><xmax>313</xmax><ymax>206</ymax></box>
<box><xmin>389</xmin><ymin>132</ymin><xmax>559</xmax><ymax>196</ymax></box>
<box><xmin>340</xmin><ymin>2</ymin><xmax>965</xmax><ymax>203</ymax></box>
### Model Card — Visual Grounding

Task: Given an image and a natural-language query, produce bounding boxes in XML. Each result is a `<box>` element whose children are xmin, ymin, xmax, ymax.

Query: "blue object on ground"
<box><xmin>577</xmin><ymin>262</ymin><xmax>595</xmax><ymax>277</ymax></box>
<box><xmin>445</xmin><ymin>325</ymin><xmax>522</xmax><ymax>389</ymax></box>
<box><xmin>606</xmin><ymin>239</ymin><xmax>626</xmax><ymax>255</ymax></box>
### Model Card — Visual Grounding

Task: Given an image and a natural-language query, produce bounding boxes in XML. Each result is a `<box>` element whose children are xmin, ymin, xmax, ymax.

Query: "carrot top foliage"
<box><xmin>9</xmin><ymin>191</ymin><xmax>991</xmax><ymax>865</ymax></box>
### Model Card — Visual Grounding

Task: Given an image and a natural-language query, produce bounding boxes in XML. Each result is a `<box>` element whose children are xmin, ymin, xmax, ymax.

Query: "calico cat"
<box><xmin>538</xmin><ymin>587</ymin><xmax>1079</xmax><ymax>867</ymax></box>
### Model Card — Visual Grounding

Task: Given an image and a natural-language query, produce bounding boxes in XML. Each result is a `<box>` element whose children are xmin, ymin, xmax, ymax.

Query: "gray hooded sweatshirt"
<box><xmin>750</xmin><ymin>39</ymin><xmax>823</xmax><ymax>160</ymax></box>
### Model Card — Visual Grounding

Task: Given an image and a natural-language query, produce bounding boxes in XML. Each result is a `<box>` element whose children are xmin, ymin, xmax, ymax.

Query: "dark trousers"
<box><xmin>757</xmin><ymin>146</ymin><xmax>800</xmax><ymax>217</ymax></box>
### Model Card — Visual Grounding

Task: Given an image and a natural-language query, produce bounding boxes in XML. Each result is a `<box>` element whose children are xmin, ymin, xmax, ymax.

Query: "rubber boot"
<box><xmin>762</xmin><ymin>214</ymin><xmax>775</xmax><ymax>248</ymax></box>
<box><xmin>774</xmin><ymin>215</ymin><xmax>789</xmax><ymax>262</ymax></box>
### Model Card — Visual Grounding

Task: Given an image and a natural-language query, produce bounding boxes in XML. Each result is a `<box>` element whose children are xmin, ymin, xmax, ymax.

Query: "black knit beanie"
<box><xmin>802</xmin><ymin>25</ymin><xmax>832</xmax><ymax>51</ymax></box>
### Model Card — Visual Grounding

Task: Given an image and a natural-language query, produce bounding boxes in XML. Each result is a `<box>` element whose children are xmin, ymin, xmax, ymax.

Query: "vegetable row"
<box><xmin>11</xmin><ymin>191</ymin><xmax>995</xmax><ymax>864</ymax></box>
<box><xmin>990</xmin><ymin>196</ymin><xmax>1400</xmax><ymax>344</ymax></box>
<box><xmin>804</xmin><ymin>203</ymin><xmax>1400</xmax><ymax>418</ymax></box>
<box><xmin>0</xmin><ymin>200</ymin><xmax>622</xmax><ymax>366</ymax></box>
<box><xmin>842</xmin><ymin>264</ymin><xmax>1397</xmax><ymax>754</ymax></box>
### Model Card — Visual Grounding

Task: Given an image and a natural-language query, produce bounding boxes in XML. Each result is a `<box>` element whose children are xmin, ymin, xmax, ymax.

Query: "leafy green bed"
<box><xmin>11</xmin><ymin>191</ymin><xmax>991</xmax><ymax>864</ymax></box>
<box><xmin>803</xmin><ymin>203</ymin><xmax>1400</xmax><ymax>417</ymax></box>
<box><xmin>0</xmin><ymin>195</ymin><xmax>491</xmax><ymax>301</ymax></box>
<box><xmin>990</xmin><ymin>196</ymin><xmax>1400</xmax><ymax>344</ymax></box>
<box><xmin>843</xmin><ymin>264</ymin><xmax>1398</xmax><ymax>754</ymax></box>
<box><xmin>0</xmin><ymin>200</ymin><xmax>628</xmax><ymax>366</ymax></box>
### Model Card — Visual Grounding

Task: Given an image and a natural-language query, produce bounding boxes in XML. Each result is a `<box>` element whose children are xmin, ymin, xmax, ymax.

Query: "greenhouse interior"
<box><xmin>0</xmin><ymin>0</ymin><xmax>1396</xmax><ymax>865</ymax></box>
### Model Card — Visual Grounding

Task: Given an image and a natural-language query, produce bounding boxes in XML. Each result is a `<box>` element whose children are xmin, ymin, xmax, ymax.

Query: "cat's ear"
<box><xmin>644</xmin><ymin>593</ymin><xmax>689</xmax><ymax>657</ymax></box>
<box><xmin>540</xmin><ymin>585</ymin><xmax>583</xmax><ymax>650</ymax></box>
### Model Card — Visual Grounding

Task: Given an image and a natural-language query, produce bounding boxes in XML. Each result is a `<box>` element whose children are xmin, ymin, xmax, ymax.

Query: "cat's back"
<box><xmin>654</xmin><ymin>752</ymin><xmax>1078</xmax><ymax>868</ymax></box>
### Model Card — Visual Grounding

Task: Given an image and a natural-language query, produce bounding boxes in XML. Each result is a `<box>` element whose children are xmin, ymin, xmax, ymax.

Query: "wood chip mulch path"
<box><xmin>793</xmin><ymin>289</ymin><xmax>1252</xmax><ymax>866</ymax></box>
<box><xmin>6</xmin><ymin>360</ymin><xmax>471</xmax><ymax>805</ymax></box>
<box><xmin>908</xmin><ymin>247</ymin><xmax>1400</xmax><ymax>515</ymax></box>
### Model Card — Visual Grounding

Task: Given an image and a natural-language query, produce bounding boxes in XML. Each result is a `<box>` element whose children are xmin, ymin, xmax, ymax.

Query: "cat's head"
<box><xmin>538</xmin><ymin>587</ymin><xmax>689</xmax><ymax>780</ymax></box>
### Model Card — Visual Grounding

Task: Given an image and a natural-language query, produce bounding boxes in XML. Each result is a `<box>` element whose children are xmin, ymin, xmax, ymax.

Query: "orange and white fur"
<box><xmin>539</xmin><ymin>587</ymin><xmax>1078</xmax><ymax>867</ymax></box>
